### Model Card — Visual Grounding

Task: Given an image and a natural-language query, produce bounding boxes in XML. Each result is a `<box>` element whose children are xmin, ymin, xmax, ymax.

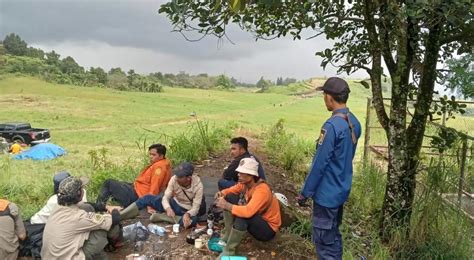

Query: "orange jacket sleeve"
<box><xmin>230</xmin><ymin>185</ymin><xmax>272</xmax><ymax>218</ymax></box>
<box><xmin>221</xmin><ymin>183</ymin><xmax>244</xmax><ymax>196</ymax></box>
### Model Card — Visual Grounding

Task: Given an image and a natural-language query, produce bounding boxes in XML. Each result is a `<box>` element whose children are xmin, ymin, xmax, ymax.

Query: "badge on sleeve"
<box><xmin>318</xmin><ymin>128</ymin><xmax>327</xmax><ymax>145</ymax></box>
<box><xmin>154</xmin><ymin>168</ymin><xmax>162</xmax><ymax>176</ymax></box>
<box><xmin>86</xmin><ymin>212</ymin><xmax>104</xmax><ymax>222</ymax></box>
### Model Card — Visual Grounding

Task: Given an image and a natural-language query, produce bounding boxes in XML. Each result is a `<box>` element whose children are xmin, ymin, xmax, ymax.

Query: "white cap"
<box><xmin>235</xmin><ymin>158</ymin><xmax>259</xmax><ymax>177</ymax></box>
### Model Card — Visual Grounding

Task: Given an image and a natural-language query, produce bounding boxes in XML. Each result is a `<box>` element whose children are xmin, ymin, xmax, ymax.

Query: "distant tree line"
<box><xmin>0</xmin><ymin>33</ymin><xmax>300</xmax><ymax>93</ymax></box>
<box><xmin>276</xmin><ymin>77</ymin><xmax>297</xmax><ymax>86</ymax></box>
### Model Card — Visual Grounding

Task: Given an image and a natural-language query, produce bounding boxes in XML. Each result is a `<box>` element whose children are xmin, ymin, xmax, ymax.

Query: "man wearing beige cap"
<box><xmin>215</xmin><ymin>157</ymin><xmax>281</xmax><ymax>257</ymax></box>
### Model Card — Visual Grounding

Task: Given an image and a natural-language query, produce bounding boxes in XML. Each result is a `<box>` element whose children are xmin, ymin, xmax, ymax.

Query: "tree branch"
<box><xmin>407</xmin><ymin>24</ymin><xmax>443</xmax><ymax>153</ymax></box>
<box><xmin>364</xmin><ymin>0</ymin><xmax>389</xmax><ymax>130</ymax></box>
<box><xmin>379</xmin><ymin>1</ymin><xmax>396</xmax><ymax>76</ymax></box>
<box><xmin>341</xmin><ymin>62</ymin><xmax>372</xmax><ymax>74</ymax></box>
<box><xmin>305</xmin><ymin>30</ymin><xmax>324</xmax><ymax>40</ymax></box>
<box><xmin>440</xmin><ymin>30</ymin><xmax>473</xmax><ymax>45</ymax></box>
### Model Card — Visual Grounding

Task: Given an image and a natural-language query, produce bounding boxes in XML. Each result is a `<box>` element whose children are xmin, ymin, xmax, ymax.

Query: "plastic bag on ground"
<box><xmin>123</xmin><ymin>221</ymin><xmax>149</xmax><ymax>241</ymax></box>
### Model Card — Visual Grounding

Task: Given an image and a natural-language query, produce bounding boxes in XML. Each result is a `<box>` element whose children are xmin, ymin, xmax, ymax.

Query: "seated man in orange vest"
<box><xmin>0</xmin><ymin>199</ymin><xmax>26</xmax><ymax>260</ymax></box>
<box><xmin>96</xmin><ymin>144</ymin><xmax>171</xmax><ymax>208</ymax></box>
<box><xmin>215</xmin><ymin>157</ymin><xmax>281</xmax><ymax>257</ymax></box>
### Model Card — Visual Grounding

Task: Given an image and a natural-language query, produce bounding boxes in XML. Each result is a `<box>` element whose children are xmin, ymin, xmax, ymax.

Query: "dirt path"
<box><xmin>108</xmin><ymin>139</ymin><xmax>314</xmax><ymax>259</ymax></box>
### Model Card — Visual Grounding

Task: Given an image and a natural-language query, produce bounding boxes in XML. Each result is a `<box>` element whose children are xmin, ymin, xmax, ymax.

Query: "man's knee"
<box><xmin>78</xmin><ymin>203</ymin><xmax>95</xmax><ymax>212</ymax></box>
<box><xmin>83</xmin><ymin>230</ymin><xmax>108</xmax><ymax>259</ymax></box>
<box><xmin>225</xmin><ymin>193</ymin><xmax>239</xmax><ymax>204</ymax></box>
<box><xmin>233</xmin><ymin>217</ymin><xmax>248</xmax><ymax>231</ymax></box>
<box><xmin>103</xmin><ymin>179</ymin><xmax>115</xmax><ymax>188</ymax></box>
<box><xmin>313</xmin><ymin>227</ymin><xmax>342</xmax><ymax>259</ymax></box>
<box><xmin>315</xmin><ymin>238</ymin><xmax>342</xmax><ymax>260</ymax></box>
<box><xmin>218</xmin><ymin>179</ymin><xmax>236</xmax><ymax>190</ymax></box>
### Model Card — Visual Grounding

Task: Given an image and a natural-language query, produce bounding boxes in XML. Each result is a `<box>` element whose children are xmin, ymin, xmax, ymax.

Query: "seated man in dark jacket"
<box><xmin>218</xmin><ymin>137</ymin><xmax>265</xmax><ymax>190</ymax></box>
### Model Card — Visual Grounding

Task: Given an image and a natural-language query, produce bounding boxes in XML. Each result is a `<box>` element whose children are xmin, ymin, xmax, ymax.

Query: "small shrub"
<box><xmin>167</xmin><ymin>119</ymin><xmax>234</xmax><ymax>165</ymax></box>
<box><xmin>263</xmin><ymin>119</ymin><xmax>313</xmax><ymax>183</ymax></box>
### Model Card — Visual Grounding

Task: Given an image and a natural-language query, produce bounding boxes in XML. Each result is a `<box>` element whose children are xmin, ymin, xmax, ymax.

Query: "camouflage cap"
<box><xmin>58</xmin><ymin>176</ymin><xmax>82</xmax><ymax>197</ymax></box>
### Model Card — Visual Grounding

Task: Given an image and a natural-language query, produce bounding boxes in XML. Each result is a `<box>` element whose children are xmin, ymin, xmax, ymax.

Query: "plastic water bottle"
<box><xmin>147</xmin><ymin>224</ymin><xmax>166</xmax><ymax>236</ymax></box>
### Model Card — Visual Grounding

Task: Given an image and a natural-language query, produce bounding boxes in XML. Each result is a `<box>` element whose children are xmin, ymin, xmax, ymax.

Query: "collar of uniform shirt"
<box><xmin>332</xmin><ymin>107</ymin><xmax>349</xmax><ymax>114</ymax></box>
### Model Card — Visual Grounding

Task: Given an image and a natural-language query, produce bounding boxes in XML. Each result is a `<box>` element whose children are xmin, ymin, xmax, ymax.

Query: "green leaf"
<box><xmin>358</xmin><ymin>80</ymin><xmax>370</xmax><ymax>89</ymax></box>
<box><xmin>230</xmin><ymin>0</ymin><xmax>241</xmax><ymax>12</ymax></box>
<box><xmin>215</xmin><ymin>26</ymin><xmax>224</xmax><ymax>34</ymax></box>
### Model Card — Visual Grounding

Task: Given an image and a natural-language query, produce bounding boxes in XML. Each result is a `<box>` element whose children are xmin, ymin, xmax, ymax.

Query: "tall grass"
<box><xmin>167</xmin><ymin>119</ymin><xmax>234</xmax><ymax>165</ymax></box>
<box><xmin>238</xmin><ymin>118</ymin><xmax>473</xmax><ymax>259</ymax></box>
<box><xmin>0</xmin><ymin>119</ymin><xmax>234</xmax><ymax>218</ymax></box>
<box><xmin>263</xmin><ymin>119</ymin><xmax>314</xmax><ymax>184</ymax></box>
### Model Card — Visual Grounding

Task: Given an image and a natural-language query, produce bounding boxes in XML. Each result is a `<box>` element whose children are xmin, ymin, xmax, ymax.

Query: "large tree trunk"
<box><xmin>380</xmin><ymin>132</ymin><xmax>417</xmax><ymax>241</ymax></box>
<box><xmin>379</xmin><ymin>27</ymin><xmax>441</xmax><ymax>241</ymax></box>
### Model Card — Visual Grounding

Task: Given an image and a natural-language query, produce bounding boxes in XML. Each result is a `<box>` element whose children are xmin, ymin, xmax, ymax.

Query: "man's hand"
<box><xmin>165</xmin><ymin>207</ymin><xmax>175</xmax><ymax>217</ymax></box>
<box><xmin>106</xmin><ymin>205</ymin><xmax>123</xmax><ymax>214</ymax></box>
<box><xmin>183</xmin><ymin>213</ymin><xmax>192</xmax><ymax>228</ymax></box>
<box><xmin>297</xmin><ymin>194</ymin><xmax>308</xmax><ymax>207</ymax></box>
<box><xmin>214</xmin><ymin>191</ymin><xmax>224</xmax><ymax>199</ymax></box>
<box><xmin>18</xmin><ymin>233</ymin><xmax>27</xmax><ymax>241</ymax></box>
<box><xmin>216</xmin><ymin>197</ymin><xmax>232</xmax><ymax>211</ymax></box>
<box><xmin>147</xmin><ymin>206</ymin><xmax>156</xmax><ymax>214</ymax></box>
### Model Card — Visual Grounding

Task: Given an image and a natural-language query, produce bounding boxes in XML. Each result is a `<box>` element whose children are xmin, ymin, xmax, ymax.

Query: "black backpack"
<box><xmin>19</xmin><ymin>221</ymin><xmax>45</xmax><ymax>259</ymax></box>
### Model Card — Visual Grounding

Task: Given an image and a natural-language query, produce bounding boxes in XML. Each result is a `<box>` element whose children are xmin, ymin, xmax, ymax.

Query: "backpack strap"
<box><xmin>332</xmin><ymin>112</ymin><xmax>357</xmax><ymax>145</ymax></box>
<box><xmin>0</xmin><ymin>199</ymin><xmax>14</xmax><ymax>221</ymax></box>
<box><xmin>0</xmin><ymin>199</ymin><xmax>9</xmax><ymax>211</ymax></box>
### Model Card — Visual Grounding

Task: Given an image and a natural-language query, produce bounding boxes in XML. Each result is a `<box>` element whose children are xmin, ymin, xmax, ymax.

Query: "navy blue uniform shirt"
<box><xmin>301</xmin><ymin>107</ymin><xmax>361</xmax><ymax>208</ymax></box>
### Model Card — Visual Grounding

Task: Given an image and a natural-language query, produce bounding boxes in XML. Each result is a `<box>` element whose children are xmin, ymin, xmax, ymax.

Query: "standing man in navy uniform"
<box><xmin>298</xmin><ymin>77</ymin><xmax>361</xmax><ymax>260</ymax></box>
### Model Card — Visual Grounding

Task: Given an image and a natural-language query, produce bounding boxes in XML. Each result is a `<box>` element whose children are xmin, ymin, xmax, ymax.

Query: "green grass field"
<box><xmin>0</xmin><ymin>76</ymin><xmax>371</xmax><ymax>156</ymax></box>
<box><xmin>0</xmin><ymin>76</ymin><xmax>369</xmax><ymax>215</ymax></box>
<box><xmin>1</xmin><ymin>75</ymin><xmax>472</xmax><ymax>259</ymax></box>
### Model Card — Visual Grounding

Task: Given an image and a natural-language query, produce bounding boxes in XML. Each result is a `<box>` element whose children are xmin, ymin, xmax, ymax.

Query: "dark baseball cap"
<box><xmin>316</xmin><ymin>77</ymin><xmax>350</xmax><ymax>95</ymax></box>
<box><xmin>53</xmin><ymin>171</ymin><xmax>89</xmax><ymax>194</ymax></box>
<box><xmin>173</xmin><ymin>162</ymin><xmax>194</xmax><ymax>177</ymax></box>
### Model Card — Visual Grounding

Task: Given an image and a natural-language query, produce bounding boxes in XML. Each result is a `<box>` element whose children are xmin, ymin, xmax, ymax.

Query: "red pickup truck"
<box><xmin>0</xmin><ymin>122</ymin><xmax>51</xmax><ymax>145</ymax></box>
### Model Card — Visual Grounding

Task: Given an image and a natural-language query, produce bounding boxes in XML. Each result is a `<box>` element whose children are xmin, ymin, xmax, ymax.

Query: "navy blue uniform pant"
<box><xmin>96</xmin><ymin>179</ymin><xmax>138</xmax><ymax>208</ymax></box>
<box><xmin>312</xmin><ymin>202</ymin><xmax>344</xmax><ymax>260</ymax></box>
<box><xmin>225</xmin><ymin>193</ymin><xmax>275</xmax><ymax>241</ymax></box>
<box><xmin>218</xmin><ymin>179</ymin><xmax>237</xmax><ymax>190</ymax></box>
<box><xmin>135</xmin><ymin>195</ymin><xmax>198</xmax><ymax>227</ymax></box>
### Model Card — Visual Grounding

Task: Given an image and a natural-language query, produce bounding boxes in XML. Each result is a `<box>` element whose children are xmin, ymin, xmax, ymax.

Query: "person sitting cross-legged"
<box><xmin>214</xmin><ymin>157</ymin><xmax>281</xmax><ymax>258</ymax></box>
<box><xmin>119</xmin><ymin>162</ymin><xmax>206</xmax><ymax>229</ymax></box>
<box><xmin>41</xmin><ymin>177</ymin><xmax>121</xmax><ymax>260</ymax></box>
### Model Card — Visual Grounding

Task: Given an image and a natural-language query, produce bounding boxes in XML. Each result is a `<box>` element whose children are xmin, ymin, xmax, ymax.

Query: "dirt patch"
<box><xmin>107</xmin><ymin>141</ymin><xmax>314</xmax><ymax>259</ymax></box>
<box><xmin>0</xmin><ymin>95</ymin><xmax>45</xmax><ymax>107</ymax></box>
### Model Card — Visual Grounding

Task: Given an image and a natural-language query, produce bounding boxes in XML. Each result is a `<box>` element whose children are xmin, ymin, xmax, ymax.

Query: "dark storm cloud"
<box><xmin>0</xmin><ymin>0</ymin><xmax>275</xmax><ymax>61</ymax></box>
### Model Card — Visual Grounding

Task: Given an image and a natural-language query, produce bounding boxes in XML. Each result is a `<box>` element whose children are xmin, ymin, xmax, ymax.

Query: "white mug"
<box><xmin>172</xmin><ymin>224</ymin><xmax>180</xmax><ymax>234</ymax></box>
<box><xmin>194</xmin><ymin>238</ymin><xmax>203</xmax><ymax>249</ymax></box>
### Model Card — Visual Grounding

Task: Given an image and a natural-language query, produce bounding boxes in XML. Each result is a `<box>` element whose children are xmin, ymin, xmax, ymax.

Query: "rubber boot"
<box><xmin>149</xmin><ymin>213</ymin><xmax>181</xmax><ymax>224</ymax></box>
<box><xmin>220</xmin><ymin>210</ymin><xmax>234</xmax><ymax>244</ymax></box>
<box><xmin>119</xmin><ymin>203</ymin><xmax>139</xmax><ymax>221</ymax></box>
<box><xmin>219</xmin><ymin>228</ymin><xmax>246</xmax><ymax>258</ymax></box>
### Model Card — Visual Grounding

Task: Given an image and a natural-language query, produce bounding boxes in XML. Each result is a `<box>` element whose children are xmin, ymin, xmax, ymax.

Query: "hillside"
<box><xmin>0</xmin><ymin>76</ymin><xmax>371</xmax><ymax>153</ymax></box>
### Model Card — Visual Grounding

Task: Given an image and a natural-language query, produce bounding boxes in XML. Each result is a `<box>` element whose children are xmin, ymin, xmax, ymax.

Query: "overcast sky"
<box><xmin>0</xmin><ymin>0</ymin><xmax>367</xmax><ymax>83</ymax></box>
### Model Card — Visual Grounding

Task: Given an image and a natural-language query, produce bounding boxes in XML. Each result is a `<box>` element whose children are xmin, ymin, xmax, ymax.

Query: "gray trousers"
<box><xmin>83</xmin><ymin>230</ymin><xmax>108</xmax><ymax>260</ymax></box>
<box><xmin>78</xmin><ymin>203</ymin><xmax>113</xmax><ymax>260</ymax></box>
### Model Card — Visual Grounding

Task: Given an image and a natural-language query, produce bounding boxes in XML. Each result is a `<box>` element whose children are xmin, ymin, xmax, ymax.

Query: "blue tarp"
<box><xmin>13</xmin><ymin>143</ymin><xmax>66</xmax><ymax>160</ymax></box>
